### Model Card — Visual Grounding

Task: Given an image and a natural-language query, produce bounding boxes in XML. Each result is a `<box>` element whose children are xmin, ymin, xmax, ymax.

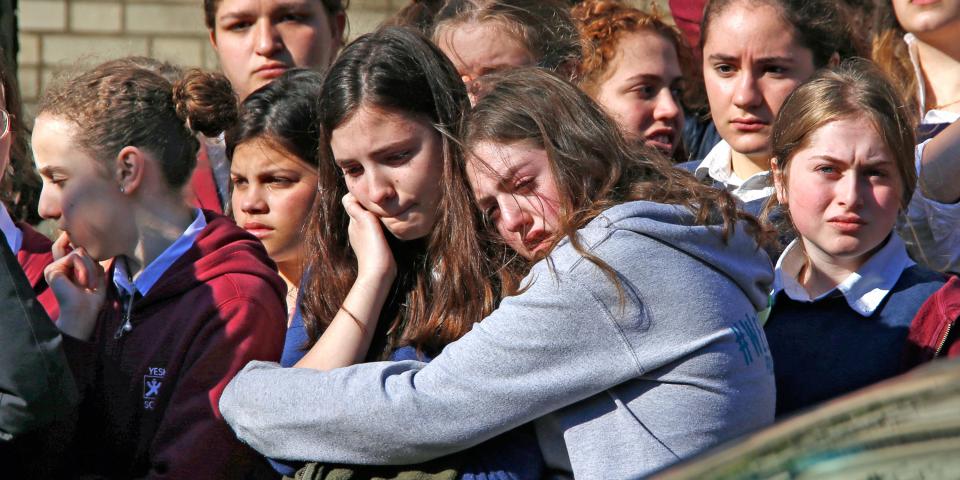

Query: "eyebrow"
<box><xmin>38</xmin><ymin>166</ymin><xmax>65</xmax><ymax>178</ymax></box>
<box><xmin>624</xmin><ymin>73</ymin><xmax>662</xmax><ymax>84</ymax></box>
<box><xmin>472</xmin><ymin>163</ymin><xmax>524</xmax><ymax>204</ymax></box>
<box><xmin>334</xmin><ymin>138</ymin><xmax>416</xmax><ymax>166</ymax></box>
<box><xmin>706</xmin><ymin>53</ymin><xmax>795</xmax><ymax>64</ymax></box>
<box><xmin>217</xmin><ymin>1</ymin><xmax>306</xmax><ymax>20</ymax></box>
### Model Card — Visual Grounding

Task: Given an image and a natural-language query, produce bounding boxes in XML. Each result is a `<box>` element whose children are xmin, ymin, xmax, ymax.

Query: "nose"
<box><xmin>366</xmin><ymin>168</ymin><xmax>396</xmax><ymax>206</ymax></box>
<box><xmin>253</xmin><ymin>20</ymin><xmax>282</xmax><ymax>57</ymax></box>
<box><xmin>653</xmin><ymin>88</ymin><xmax>681</xmax><ymax>122</ymax></box>
<box><xmin>239</xmin><ymin>184</ymin><xmax>268</xmax><ymax>214</ymax></box>
<box><xmin>37</xmin><ymin>184</ymin><xmax>61</xmax><ymax>220</ymax></box>
<box><xmin>836</xmin><ymin>171</ymin><xmax>864</xmax><ymax>208</ymax></box>
<box><xmin>497</xmin><ymin>196</ymin><xmax>530</xmax><ymax>236</ymax></box>
<box><xmin>732</xmin><ymin>70</ymin><xmax>762</xmax><ymax>110</ymax></box>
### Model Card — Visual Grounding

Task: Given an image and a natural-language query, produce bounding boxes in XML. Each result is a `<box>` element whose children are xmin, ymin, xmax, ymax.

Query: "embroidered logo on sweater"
<box><xmin>143</xmin><ymin>367</ymin><xmax>166</xmax><ymax>410</ymax></box>
<box><xmin>731</xmin><ymin>314</ymin><xmax>774</xmax><ymax>373</ymax></box>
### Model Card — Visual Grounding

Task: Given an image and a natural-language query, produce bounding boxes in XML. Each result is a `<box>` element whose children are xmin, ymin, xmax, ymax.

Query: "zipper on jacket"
<box><xmin>114</xmin><ymin>290</ymin><xmax>136</xmax><ymax>339</ymax></box>
<box><xmin>935</xmin><ymin>321</ymin><xmax>956</xmax><ymax>358</ymax></box>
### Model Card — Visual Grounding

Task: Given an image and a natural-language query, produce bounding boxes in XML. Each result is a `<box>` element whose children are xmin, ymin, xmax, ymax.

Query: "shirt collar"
<box><xmin>772</xmin><ymin>234</ymin><xmax>916</xmax><ymax>316</ymax></box>
<box><xmin>0</xmin><ymin>206</ymin><xmax>23</xmax><ymax>255</ymax></box>
<box><xmin>694</xmin><ymin>140</ymin><xmax>774</xmax><ymax>202</ymax></box>
<box><xmin>114</xmin><ymin>209</ymin><xmax>207</xmax><ymax>297</ymax></box>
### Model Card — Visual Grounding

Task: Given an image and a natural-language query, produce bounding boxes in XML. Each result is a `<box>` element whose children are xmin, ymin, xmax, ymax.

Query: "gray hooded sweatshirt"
<box><xmin>220</xmin><ymin>200</ymin><xmax>776</xmax><ymax>479</ymax></box>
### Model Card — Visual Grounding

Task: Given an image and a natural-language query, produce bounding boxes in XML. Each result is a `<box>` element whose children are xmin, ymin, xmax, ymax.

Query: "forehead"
<box><xmin>329</xmin><ymin>106</ymin><xmax>432</xmax><ymax>158</ymax></box>
<box><xmin>217</xmin><ymin>0</ymin><xmax>323</xmax><ymax>16</ymax></box>
<box><xmin>438</xmin><ymin>21</ymin><xmax>532</xmax><ymax>75</ymax></box>
<box><xmin>606</xmin><ymin>31</ymin><xmax>682</xmax><ymax>81</ymax></box>
<box><xmin>790</xmin><ymin>117</ymin><xmax>894</xmax><ymax>165</ymax></box>
<box><xmin>466</xmin><ymin>141</ymin><xmax>543</xmax><ymax>188</ymax></box>
<box><xmin>231</xmin><ymin>138</ymin><xmax>313</xmax><ymax>172</ymax></box>
<box><xmin>702</xmin><ymin>2</ymin><xmax>806</xmax><ymax>57</ymax></box>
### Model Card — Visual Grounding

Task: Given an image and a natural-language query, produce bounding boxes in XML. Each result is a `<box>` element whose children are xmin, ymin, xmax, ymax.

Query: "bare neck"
<box><xmin>915</xmin><ymin>35</ymin><xmax>960</xmax><ymax>112</ymax></box>
<box><xmin>730</xmin><ymin>149</ymin><xmax>770</xmax><ymax>180</ymax></box>
<box><xmin>125</xmin><ymin>200</ymin><xmax>196</xmax><ymax>280</ymax></box>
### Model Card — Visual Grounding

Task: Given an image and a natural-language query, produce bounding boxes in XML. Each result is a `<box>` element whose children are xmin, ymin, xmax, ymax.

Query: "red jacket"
<box><xmin>61</xmin><ymin>211</ymin><xmax>286</xmax><ymax>479</ymax></box>
<box><xmin>904</xmin><ymin>275</ymin><xmax>960</xmax><ymax>368</ymax></box>
<box><xmin>16</xmin><ymin>222</ymin><xmax>59</xmax><ymax>320</ymax></box>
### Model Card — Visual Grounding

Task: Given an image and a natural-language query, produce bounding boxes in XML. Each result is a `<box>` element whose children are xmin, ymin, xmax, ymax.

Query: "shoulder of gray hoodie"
<box><xmin>220</xmin><ymin>200</ymin><xmax>776</xmax><ymax>480</ymax></box>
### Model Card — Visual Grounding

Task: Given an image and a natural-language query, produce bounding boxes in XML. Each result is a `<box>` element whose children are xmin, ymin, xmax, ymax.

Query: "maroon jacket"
<box><xmin>904</xmin><ymin>275</ymin><xmax>960</xmax><ymax>368</ymax></box>
<box><xmin>61</xmin><ymin>211</ymin><xmax>286</xmax><ymax>479</ymax></box>
<box><xmin>16</xmin><ymin>222</ymin><xmax>59</xmax><ymax>320</ymax></box>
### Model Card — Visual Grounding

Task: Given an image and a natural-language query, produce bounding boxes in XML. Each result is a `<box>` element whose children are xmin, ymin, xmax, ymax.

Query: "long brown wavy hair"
<box><xmin>462</xmin><ymin>67</ymin><xmax>768</xmax><ymax>290</ymax></box>
<box><xmin>870</xmin><ymin>2</ymin><xmax>921</xmax><ymax>124</ymax></box>
<box><xmin>300</xmin><ymin>27</ymin><xmax>501</xmax><ymax>359</ymax></box>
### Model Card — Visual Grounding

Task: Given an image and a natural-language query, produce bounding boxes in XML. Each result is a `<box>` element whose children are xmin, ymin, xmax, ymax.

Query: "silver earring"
<box><xmin>120</xmin><ymin>186</ymin><xmax>125</xmax><ymax>194</ymax></box>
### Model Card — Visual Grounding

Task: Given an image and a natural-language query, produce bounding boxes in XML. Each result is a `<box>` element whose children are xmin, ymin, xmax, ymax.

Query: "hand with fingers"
<box><xmin>45</xmin><ymin>234</ymin><xmax>107</xmax><ymax>340</ymax></box>
<box><xmin>343</xmin><ymin>193</ymin><xmax>397</xmax><ymax>285</ymax></box>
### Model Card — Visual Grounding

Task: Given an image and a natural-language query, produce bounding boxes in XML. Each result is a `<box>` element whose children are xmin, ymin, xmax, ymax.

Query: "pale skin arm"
<box><xmin>919</xmin><ymin>119</ymin><xmax>960</xmax><ymax>204</ymax></box>
<box><xmin>294</xmin><ymin>193</ymin><xmax>398</xmax><ymax>371</ymax></box>
<box><xmin>45</xmin><ymin>233</ymin><xmax>107</xmax><ymax>341</ymax></box>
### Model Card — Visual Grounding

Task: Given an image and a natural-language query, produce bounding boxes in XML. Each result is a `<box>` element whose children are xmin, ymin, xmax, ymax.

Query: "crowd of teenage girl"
<box><xmin>1</xmin><ymin>0</ymin><xmax>958</xmax><ymax>478</ymax></box>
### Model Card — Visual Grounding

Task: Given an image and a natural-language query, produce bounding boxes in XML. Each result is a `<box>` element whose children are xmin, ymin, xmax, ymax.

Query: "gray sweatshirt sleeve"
<box><xmin>220</xmin><ymin>263</ymin><xmax>645</xmax><ymax>465</ymax></box>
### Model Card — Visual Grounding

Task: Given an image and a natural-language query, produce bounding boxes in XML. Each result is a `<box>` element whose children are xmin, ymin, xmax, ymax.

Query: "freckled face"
<box><xmin>591</xmin><ymin>30</ymin><xmax>685</xmax><ymax>156</ymax></box>
<box><xmin>466</xmin><ymin>141</ymin><xmax>562</xmax><ymax>260</ymax></box>
<box><xmin>32</xmin><ymin>115</ymin><xmax>134</xmax><ymax>261</ymax></box>
<box><xmin>230</xmin><ymin>138</ymin><xmax>318</xmax><ymax>265</ymax></box>
<box><xmin>776</xmin><ymin>117</ymin><xmax>904</xmax><ymax>271</ymax></box>
<box><xmin>330</xmin><ymin>106</ymin><xmax>444</xmax><ymax>241</ymax></box>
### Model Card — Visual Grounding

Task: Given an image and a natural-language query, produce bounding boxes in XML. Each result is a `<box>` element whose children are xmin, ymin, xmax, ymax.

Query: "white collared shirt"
<box><xmin>0</xmin><ymin>206</ymin><xmax>23</xmax><ymax>255</ymax></box>
<box><xmin>772</xmin><ymin>234</ymin><xmax>915</xmax><ymax>316</ymax></box>
<box><xmin>114</xmin><ymin>209</ymin><xmax>207</xmax><ymax>297</ymax></box>
<box><xmin>693</xmin><ymin>140</ymin><xmax>775</xmax><ymax>203</ymax></box>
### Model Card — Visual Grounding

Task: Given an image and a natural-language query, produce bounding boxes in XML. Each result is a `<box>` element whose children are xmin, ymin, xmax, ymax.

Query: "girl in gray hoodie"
<box><xmin>221</xmin><ymin>67</ymin><xmax>776</xmax><ymax>479</ymax></box>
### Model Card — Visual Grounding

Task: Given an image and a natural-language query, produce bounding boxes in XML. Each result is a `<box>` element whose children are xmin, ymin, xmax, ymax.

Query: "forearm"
<box><xmin>294</xmin><ymin>275</ymin><xmax>393</xmax><ymax>370</ymax></box>
<box><xmin>919</xmin><ymin>121</ymin><xmax>960</xmax><ymax>203</ymax></box>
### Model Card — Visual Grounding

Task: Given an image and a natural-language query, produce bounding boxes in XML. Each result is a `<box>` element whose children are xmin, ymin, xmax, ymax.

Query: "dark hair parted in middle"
<box><xmin>225</xmin><ymin>68</ymin><xmax>323</xmax><ymax>168</ymax></box>
<box><xmin>462</xmin><ymin>67</ymin><xmax>768</xmax><ymax>280</ymax></box>
<box><xmin>300</xmin><ymin>26</ymin><xmax>501</xmax><ymax>359</ymax></box>
<box><xmin>701</xmin><ymin>0</ymin><xmax>860</xmax><ymax>68</ymax></box>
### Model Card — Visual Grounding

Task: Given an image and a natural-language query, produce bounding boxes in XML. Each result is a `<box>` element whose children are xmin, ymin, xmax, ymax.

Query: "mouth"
<box><xmin>254</xmin><ymin>63</ymin><xmax>289</xmax><ymax>80</ymax></box>
<box><xmin>730</xmin><ymin>117</ymin><xmax>768</xmax><ymax>133</ymax></box>
<box><xmin>828</xmin><ymin>215</ymin><xmax>867</xmax><ymax>233</ymax></box>
<box><xmin>243</xmin><ymin>222</ymin><xmax>274</xmax><ymax>239</ymax></box>
<box><xmin>644</xmin><ymin>129</ymin><xmax>676</xmax><ymax>154</ymax></box>
<box><xmin>384</xmin><ymin>203</ymin><xmax>416</xmax><ymax>220</ymax></box>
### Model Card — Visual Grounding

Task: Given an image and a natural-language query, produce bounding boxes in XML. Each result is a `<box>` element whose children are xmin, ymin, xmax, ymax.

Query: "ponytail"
<box><xmin>173</xmin><ymin>69</ymin><xmax>238</xmax><ymax>139</ymax></box>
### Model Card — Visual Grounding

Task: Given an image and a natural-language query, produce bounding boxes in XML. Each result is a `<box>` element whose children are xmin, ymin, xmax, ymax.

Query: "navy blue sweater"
<box><xmin>765</xmin><ymin>265</ymin><xmax>947</xmax><ymax>417</ymax></box>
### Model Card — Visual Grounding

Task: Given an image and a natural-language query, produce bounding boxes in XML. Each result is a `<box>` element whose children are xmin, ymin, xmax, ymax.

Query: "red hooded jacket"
<box><xmin>904</xmin><ymin>275</ymin><xmax>960</xmax><ymax>367</ymax></box>
<box><xmin>61</xmin><ymin>211</ymin><xmax>286</xmax><ymax>479</ymax></box>
<box><xmin>16</xmin><ymin>222</ymin><xmax>59</xmax><ymax>320</ymax></box>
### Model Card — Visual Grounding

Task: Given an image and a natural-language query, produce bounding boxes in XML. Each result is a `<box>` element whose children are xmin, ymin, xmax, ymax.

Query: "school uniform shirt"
<box><xmin>60</xmin><ymin>209</ymin><xmax>287</xmax><ymax>479</ymax></box>
<box><xmin>690</xmin><ymin>140</ymin><xmax>775</xmax><ymax>204</ymax></box>
<box><xmin>0</xmin><ymin>206</ymin><xmax>58</xmax><ymax>319</ymax></box>
<box><xmin>764</xmin><ymin>234</ymin><xmax>948</xmax><ymax>417</ymax></box>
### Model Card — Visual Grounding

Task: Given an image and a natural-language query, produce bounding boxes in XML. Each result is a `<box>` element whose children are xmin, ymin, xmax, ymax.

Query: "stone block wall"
<box><xmin>16</xmin><ymin>0</ymin><xmax>403</xmax><ymax>115</ymax></box>
<box><xmin>17</xmin><ymin>0</ymin><xmax>669</xmax><ymax>115</ymax></box>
